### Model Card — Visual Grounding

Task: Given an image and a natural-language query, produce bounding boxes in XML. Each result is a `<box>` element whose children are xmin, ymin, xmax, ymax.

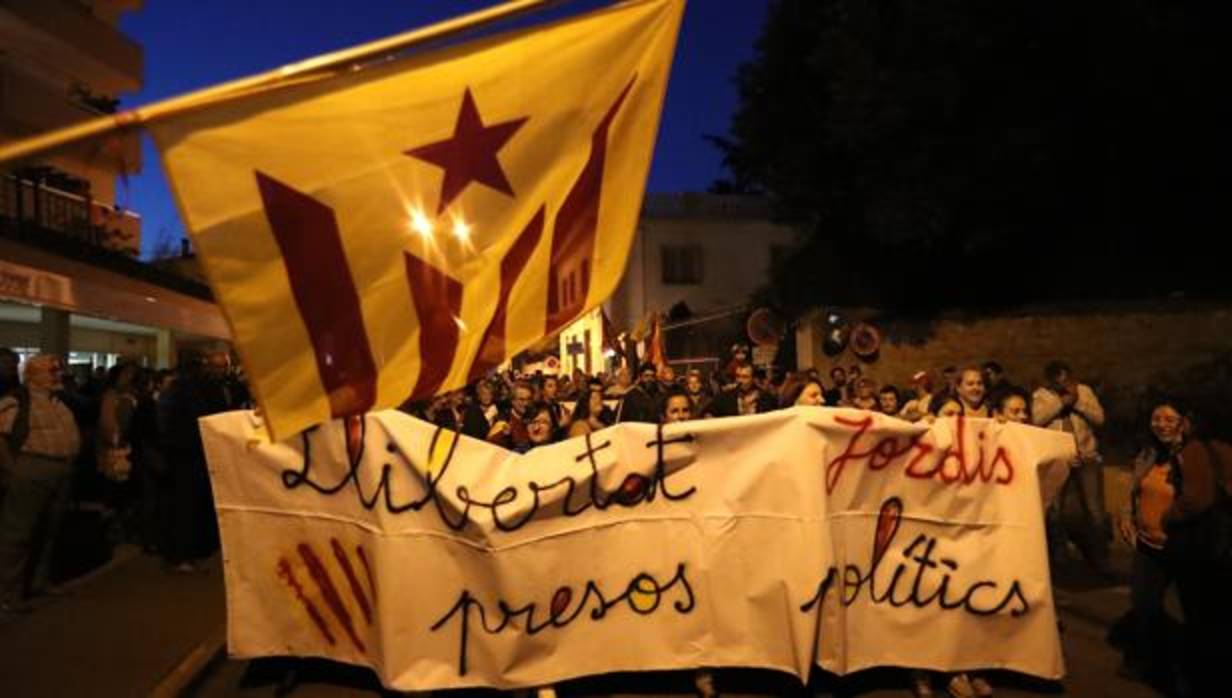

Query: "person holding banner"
<box><xmin>567</xmin><ymin>380</ymin><xmax>615</xmax><ymax>438</ymax></box>
<box><xmin>520</xmin><ymin>403</ymin><xmax>558</xmax><ymax>453</ymax></box>
<box><xmin>900</xmin><ymin>370</ymin><xmax>935</xmax><ymax>422</ymax></box>
<box><xmin>461</xmin><ymin>381</ymin><xmax>500</xmax><ymax>441</ymax></box>
<box><xmin>925</xmin><ymin>391</ymin><xmax>964</xmax><ymax>423</ymax></box>
<box><xmin>912</xmin><ymin>382</ymin><xmax>994</xmax><ymax>698</ymax></box>
<box><xmin>877</xmin><ymin>385</ymin><xmax>901</xmax><ymax>416</ymax></box>
<box><xmin>605</xmin><ymin>366</ymin><xmax>635</xmax><ymax>400</ymax></box>
<box><xmin>616</xmin><ymin>363</ymin><xmax>664</xmax><ymax>424</ymax></box>
<box><xmin>539</xmin><ymin>375</ymin><xmax>569</xmax><ymax>438</ymax></box>
<box><xmin>488</xmin><ymin>382</ymin><xmax>534</xmax><ymax>452</ymax></box>
<box><xmin>684</xmin><ymin>369</ymin><xmax>712</xmax><ymax>415</ymax></box>
<box><xmin>992</xmin><ymin>388</ymin><xmax>1032</xmax><ymax>424</ymax></box>
<box><xmin>848</xmin><ymin>377</ymin><xmax>878</xmax><ymax>411</ymax></box>
<box><xmin>956</xmin><ymin>367</ymin><xmax>989</xmax><ymax>418</ymax></box>
<box><xmin>781</xmin><ymin>378</ymin><xmax>825</xmax><ymax>408</ymax></box>
<box><xmin>704</xmin><ymin>364</ymin><xmax>777</xmax><ymax>418</ymax></box>
<box><xmin>656</xmin><ymin>385</ymin><xmax>718</xmax><ymax>698</ymax></box>
<box><xmin>660</xmin><ymin>386</ymin><xmax>693</xmax><ymax>424</ymax></box>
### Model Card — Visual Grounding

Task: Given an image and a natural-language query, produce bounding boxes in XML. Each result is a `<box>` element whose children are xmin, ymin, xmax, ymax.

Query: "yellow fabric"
<box><xmin>150</xmin><ymin>0</ymin><xmax>684</xmax><ymax>440</ymax></box>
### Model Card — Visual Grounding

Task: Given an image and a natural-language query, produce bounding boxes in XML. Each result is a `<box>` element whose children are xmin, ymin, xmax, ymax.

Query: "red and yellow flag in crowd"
<box><xmin>646</xmin><ymin>312</ymin><xmax>667</xmax><ymax>370</ymax></box>
<box><xmin>149</xmin><ymin>0</ymin><xmax>684</xmax><ymax>439</ymax></box>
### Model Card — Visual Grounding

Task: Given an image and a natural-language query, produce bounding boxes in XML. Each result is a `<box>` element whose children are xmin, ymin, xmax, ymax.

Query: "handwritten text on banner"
<box><xmin>200</xmin><ymin>407</ymin><xmax>1075</xmax><ymax>691</ymax></box>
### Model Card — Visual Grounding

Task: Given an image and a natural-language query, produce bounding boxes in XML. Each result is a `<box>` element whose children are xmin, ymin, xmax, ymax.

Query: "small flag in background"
<box><xmin>150</xmin><ymin>0</ymin><xmax>685</xmax><ymax>439</ymax></box>
<box><xmin>646</xmin><ymin>312</ymin><xmax>666</xmax><ymax>370</ymax></box>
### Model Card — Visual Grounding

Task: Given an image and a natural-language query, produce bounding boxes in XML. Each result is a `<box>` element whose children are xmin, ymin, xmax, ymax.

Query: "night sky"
<box><xmin>117</xmin><ymin>0</ymin><xmax>769</xmax><ymax>258</ymax></box>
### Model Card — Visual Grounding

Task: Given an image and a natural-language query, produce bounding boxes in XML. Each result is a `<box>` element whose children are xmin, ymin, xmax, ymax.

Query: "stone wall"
<box><xmin>797</xmin><ymin>299</ymin><xmax>1232</xmax><ymax>460</ymax></box>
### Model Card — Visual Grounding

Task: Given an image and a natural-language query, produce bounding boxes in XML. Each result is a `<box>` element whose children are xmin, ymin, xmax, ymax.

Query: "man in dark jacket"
<box><xmin>617</xmin><ymin>363</ymin><xmax>662</xmax><ymax>423</ymax></box>
<box><xmin>704</xmin><ymin>363</ymin><xmax>777</xmax><ymax>418</ymax></box>
<box><xmin>461</xmin><ymin>381</ymin><xmax>500</xmax><ymax>441</ymax></box>
<box><xmin>158</xmin><ymin>352</ymin><xmax>233</xmax><ymax>573</ymax></box>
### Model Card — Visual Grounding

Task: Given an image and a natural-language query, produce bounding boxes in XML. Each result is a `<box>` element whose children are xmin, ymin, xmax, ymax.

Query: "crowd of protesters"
<box><xmin>0</xmin><ymin>347</ymin><xmax>249</xmax><ymax>619</ymax></box>
<box><xmin>3</xmin><ymin>342</ymin><xmax>1228</xmax><ymax>696</ymax></box>
<box><xmin>402</xmin><ymin>350</ymin><xmax>1230</xmax><ymax>698</ymax></box>
<box><xmin>402</xmin><ymin>355</ymin><xmax>1087</xmax><ymax>450</ymax></box>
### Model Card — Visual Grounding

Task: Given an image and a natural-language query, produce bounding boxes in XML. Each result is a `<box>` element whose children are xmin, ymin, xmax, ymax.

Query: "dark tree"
<box><xmin>715</xmin><ymin>0</ymin><xmax>1226</xmax><ymax>313</ymax></box>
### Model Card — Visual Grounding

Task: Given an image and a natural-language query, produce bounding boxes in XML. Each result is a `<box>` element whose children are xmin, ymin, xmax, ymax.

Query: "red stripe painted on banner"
<box><xmin>467</xmin><ymin>207</ymin><xmax>545</xmax><ymax>382</ymax></box>
<box><xmin>298</xmin><ymin>543</ymin><xmax>366</xmax><ymax>653</ymax></box>
<box><xmin>255</xmin><ymin>172</ymin><xmax>377</xmax><ymax>419</ymax></box>
<box><xmin>330</xmin><ymin>538</ymin><xmax>372</xmax><ymax>625</ymax></box>
<box><xmin>405</xmin><ymin>253</ymin><xmax>463</xmax><ymax>401</ymax></box>
<box><xmin>544</xmin><ymin>76</ymin><xmax>636</xmax><ymax>335</ymax></box>
<box><xmin>356</xmin><ymin>544</ymin><xmax>377</xmax><ymax>604</ymax></box>
<box><xmin>277</xmin><ymin>557</ymin><xmax>335</xmax><ymax>646</ymax></box>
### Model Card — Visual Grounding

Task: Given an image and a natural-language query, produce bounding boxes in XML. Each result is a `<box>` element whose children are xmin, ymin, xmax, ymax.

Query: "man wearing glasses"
<box><xmin>488</xmin><ymin>381</ymin><xmax>535</xmax><ymax>451</ymax></box>
<box><xmin>0</xmin><ymin>354</ymin><xmax>81</xmax><ymax>616</ymax></box>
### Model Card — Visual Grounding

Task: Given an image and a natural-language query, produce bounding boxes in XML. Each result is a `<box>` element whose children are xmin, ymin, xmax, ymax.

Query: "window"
<box><xmin>661</xmin><ymin>244</ymin><xmax>703</xmax><ymax>285</ymax></box>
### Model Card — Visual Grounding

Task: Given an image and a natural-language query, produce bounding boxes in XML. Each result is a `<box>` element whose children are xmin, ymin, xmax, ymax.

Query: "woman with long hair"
<box><xmin>781</xmin><ymin>378</ymin><xmax>825</xmax><ymax>408</ymax></box>
<box><xmin>923</xmin><ymin>389</ymin><xmax>964</xmax><ymax>424</ymax></box>
<box><xmin>1116</xmin><ymin>400</ymin><xmax>1232</xmax><ymax>694</ymax></box>
<box><xmin>567</xmin><ymin>381</ymin><xmax>615</xmax><ymax>438</ymax></box>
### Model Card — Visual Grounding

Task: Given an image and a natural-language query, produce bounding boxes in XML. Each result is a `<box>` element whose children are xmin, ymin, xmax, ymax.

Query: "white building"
<box><xmin>604</xmin><ymin>193</ymin><xmax>797</xmax><ymax>365</ymax></box>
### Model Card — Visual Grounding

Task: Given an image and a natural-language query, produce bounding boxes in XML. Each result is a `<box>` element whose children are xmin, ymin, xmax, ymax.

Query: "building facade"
<box><xmin>604</xmin><ymin>193</ymin><xmax>797</xmax><ymax>368</ymax></box>
<box><xmin>1</xmin><ymin>0</ymin><xmax>229</xmax><ymax>369</ymax></box>
<box><xmin>1</xmin><ymin>0</ymin><xmax>143</xmax><ymax>253</ymax></box>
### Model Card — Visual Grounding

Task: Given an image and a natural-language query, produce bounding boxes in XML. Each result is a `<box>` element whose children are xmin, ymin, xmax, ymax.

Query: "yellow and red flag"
<box><xmin>150</xmin><ymin>0</ymin><xmax>684</xmax><ymax>439</ymax></box>
<box><xmin>645</xmin><ymin>312</ymin><xmax>667</xmax><ymax>370</ymax></box>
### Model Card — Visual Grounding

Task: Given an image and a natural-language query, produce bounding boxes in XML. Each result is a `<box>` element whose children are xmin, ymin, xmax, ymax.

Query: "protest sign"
<box><xmin>201</xmin><ymin>407</ymin><xmax>1073</xmax><ymax>690</ymax></box>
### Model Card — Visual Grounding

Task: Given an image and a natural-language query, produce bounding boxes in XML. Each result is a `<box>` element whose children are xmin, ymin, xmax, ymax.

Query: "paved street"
<box><xmin>0</xmin><ymin>546</ymin><xmax>225</xmax><ymax>698</ymax></box>
<box><xmin>189</xmin><ymin>605</ymin><xmax>1159</xmax><ymax>698</ymax></box>
<box><xmin>0</xmin><ymin>540</ymin><xmax>1170</xmax><ymax>698</ymax></box>
<box><xmin>189</xmin><ymin>559</ymin><xmax>1163</xmax><ymax>698</ymax></box>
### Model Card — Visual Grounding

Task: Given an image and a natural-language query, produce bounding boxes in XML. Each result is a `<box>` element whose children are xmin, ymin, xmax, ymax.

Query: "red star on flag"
<box><xmin>149</xmin><ymin>0</ymin><xmax>685</xmax><ymax>440</ymax></box>
<box><xmin>405</xmin><ymin>88</ymin><xmax>528</xmax><ymax>214</ymax></box>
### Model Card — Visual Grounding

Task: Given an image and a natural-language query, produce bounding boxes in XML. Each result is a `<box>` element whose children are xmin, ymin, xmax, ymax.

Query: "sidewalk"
<box><xmin>0</xmin><ymin>545</ymin><xmax>226</xmax><ymax>698</ymax></box>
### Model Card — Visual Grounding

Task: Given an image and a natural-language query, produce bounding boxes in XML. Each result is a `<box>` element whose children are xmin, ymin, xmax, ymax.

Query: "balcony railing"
<box><xmin>0</xmin><ymin>173</ymin><xmax>140</xmax><ymax>256</ymax></box>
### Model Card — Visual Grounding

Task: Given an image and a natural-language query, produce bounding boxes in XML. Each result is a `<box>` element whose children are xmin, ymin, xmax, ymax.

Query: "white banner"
<box><xmin>200</xmin><ymin>407</ymin><xmax>1075</xmax><ymax>690</ymax></box>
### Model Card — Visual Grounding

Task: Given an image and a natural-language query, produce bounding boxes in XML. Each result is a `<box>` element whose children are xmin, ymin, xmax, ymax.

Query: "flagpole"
<box><xmin>0</xmin><ymin>0</ymin><xmax>567</xmax><ymax>166</ymax></box>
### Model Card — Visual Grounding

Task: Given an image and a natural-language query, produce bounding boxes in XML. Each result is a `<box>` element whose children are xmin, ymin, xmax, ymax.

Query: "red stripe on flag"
<box><xmin>405</xmin><ymin>253</ymin><xmax>463</xmax><ymax>401</ymax></box>
<box><xmin>544</xmin><ymin>76</ymin><xmax>636</xmax><ymax>335</ymax></box>
<box><xmin>255</xmin><ymin>172</ymin><xmax>377</xmax><ymax>419</ymax></box>
<box><xmin>467</xmin><ymin>207</ymin><xmax>545</xmax><ymax>382</ymax></box>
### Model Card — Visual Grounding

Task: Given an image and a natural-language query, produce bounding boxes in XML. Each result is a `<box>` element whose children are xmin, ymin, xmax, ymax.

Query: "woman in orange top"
<box><xmin>1116</xmin><ymin>401</ymin><xmax>1232</xmax><ymax>694</ymax></box>
<box><xmin>1115</xmin><ymin>402</ymin><xmax>1187</xmax><ymax>688</ymax></box>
